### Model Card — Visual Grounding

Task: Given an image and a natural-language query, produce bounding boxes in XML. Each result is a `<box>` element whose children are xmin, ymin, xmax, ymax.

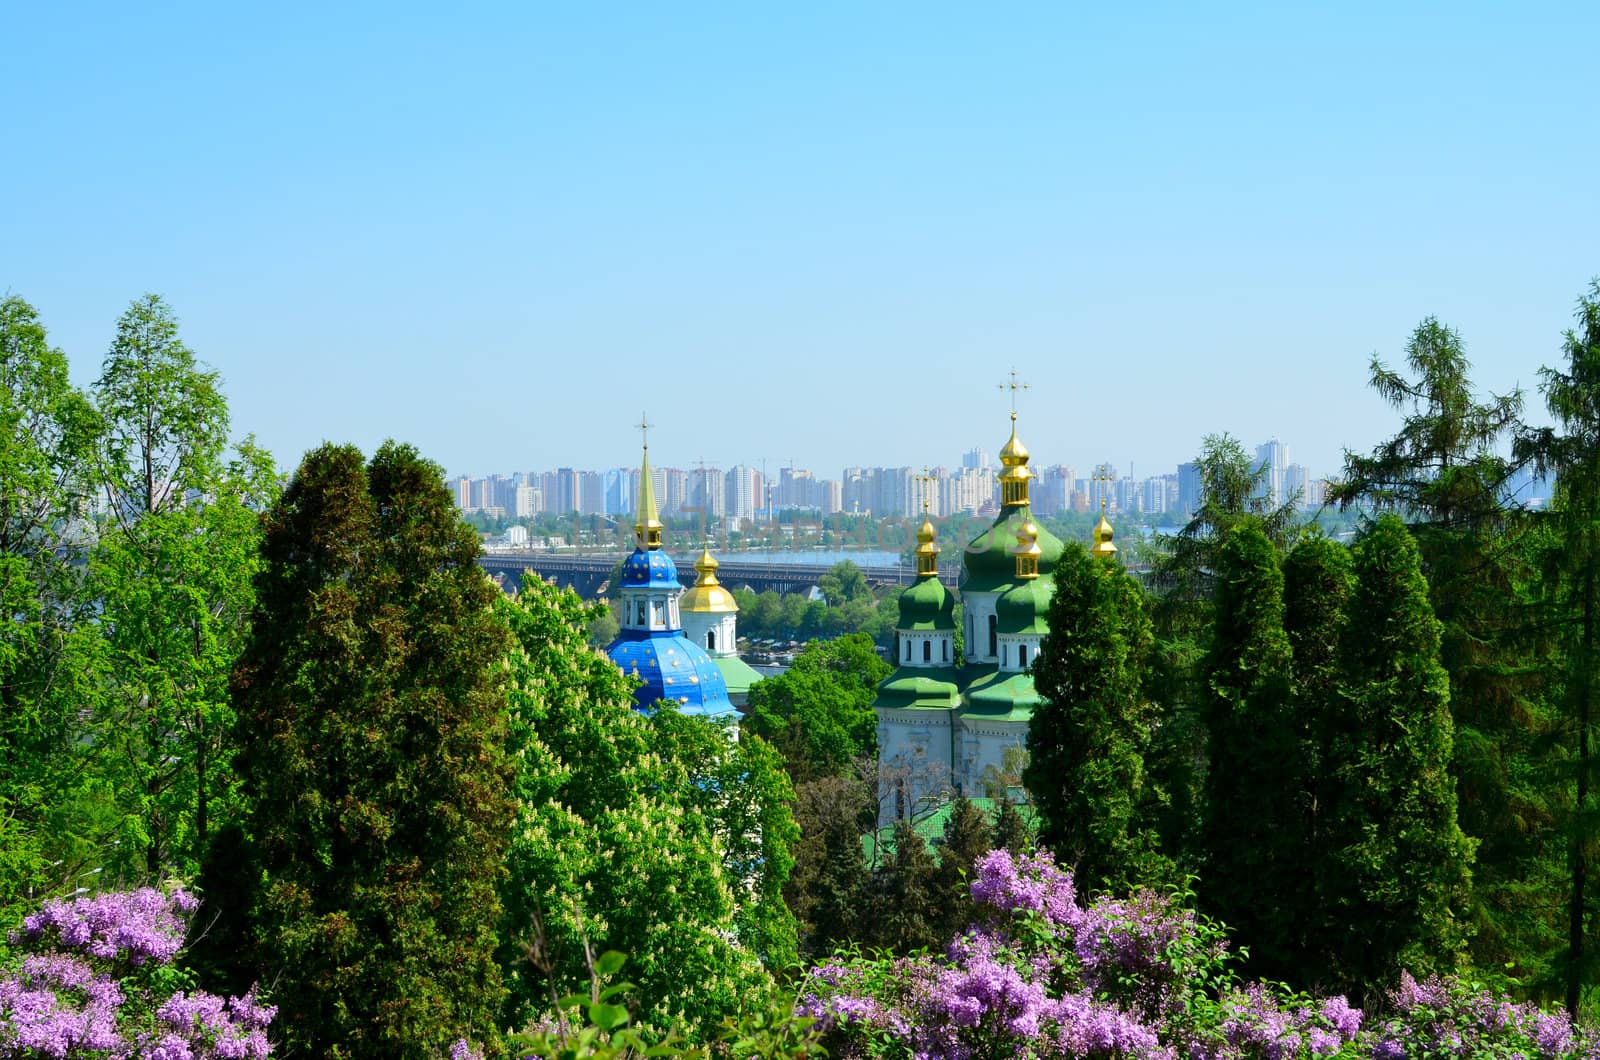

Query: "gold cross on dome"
<box><xmin>914</xmin><ymin>466</ymin><xmax>936</xmax><ymax>514</ymax></box>
<box><xmin>997</xmin><ymin>368</ymin><xmax>1030</xmax><ymax>414</ymax></box>
<box><xmin>1092</xmin><ymin>465</ymin><xmax>1116</xmax><ymax>511</ymax></box>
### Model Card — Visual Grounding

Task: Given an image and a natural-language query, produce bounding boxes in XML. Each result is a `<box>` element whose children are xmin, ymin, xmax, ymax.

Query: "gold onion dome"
<box><xmin>998</xmin><ymin>411</ymin><xmax>1030</xmax><ymax>466</ymax></box>
<box><xmin>1091</xmin><ymin>511</ymin><xmax>1118</xmax><ymax>558</ymax></box>
<box><xmin>1011</xmin><ymin>518</ymin><xmax>1042</xmax><ymax>579</ymax></box>
<box><xmin>681</xmin><ymin>547</ymin><xmax>738</xmax><ymax>613</ymax></box>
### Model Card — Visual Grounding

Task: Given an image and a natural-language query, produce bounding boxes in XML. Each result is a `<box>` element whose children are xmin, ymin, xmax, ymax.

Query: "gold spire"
<box><xmin>913</xmin><ymin>466</ymin><xmax>940</xmax><ymax>577</ymax></box>
<box><xmin>998</xmin><ymin>412</ymin><xmax>1033</xmax><ymax>508</ymax></box>
<box><xmin>1012</xmin><ymin>517</ymin><xmax>1042</xmax><ymax>579</ymax></box>
<box><xmin>634</xmin><ymin>413</ymin><xmax>663</xmax><ymax>550</ymax></box>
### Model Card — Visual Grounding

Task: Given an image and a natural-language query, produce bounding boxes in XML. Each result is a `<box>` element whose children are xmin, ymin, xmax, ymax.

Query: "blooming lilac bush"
<box><xmin>800</xmin><ymin>848</ymin><xmax>1600</xmax><ymax>1060</ymax></box>
<box><xmin>0</xmin><ymin>886</ymin><xmax>275</xmax><ymax>1058</ymax></box>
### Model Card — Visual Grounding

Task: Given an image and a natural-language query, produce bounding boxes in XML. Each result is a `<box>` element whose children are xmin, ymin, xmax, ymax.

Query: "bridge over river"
<box><xmin>478</xmin><ymin>550</ymin><xmax>960</xmax><ymax>598</ymax></box>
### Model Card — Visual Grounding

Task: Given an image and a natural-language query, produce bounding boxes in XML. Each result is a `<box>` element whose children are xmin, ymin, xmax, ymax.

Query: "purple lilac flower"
<box><xmin>19</xmin><ymin>887</ymin><xmax>196</xmax><ymax>966</ymax></box>
<box><xmin>449</xmin><ymin>1039</ymin><xmax>485</xmax><ymax>1060</ymax></box>
<box><xmin>969</xmin><ymin>850</ymin><xmax>1080</xmax><ymax>931</ymax></box>
<box><xmin>155</xmin><ymin>988</ymin><xmax>277</xmax><ymax>1058</ymax></box>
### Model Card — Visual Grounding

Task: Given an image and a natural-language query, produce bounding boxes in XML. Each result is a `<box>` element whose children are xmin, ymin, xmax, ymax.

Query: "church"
<box><xmin>873</xmin><ymin>410</ymin><xmax>1114</xmax><ymax>824</ymax></box>
<box><xmin>604</xmin><ymin>430</ymin><xmax>759</xmax><ymax>718</ymax></box>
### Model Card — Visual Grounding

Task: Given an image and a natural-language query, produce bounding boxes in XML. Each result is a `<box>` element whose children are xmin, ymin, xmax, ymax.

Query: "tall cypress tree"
<box><xmin>1282</xmin><ymin>533</ymin><xmax>1353</xmax><ymax>980</ymax></box>
<box><xmin>1028</xmin><ymin>543</ymin><xmax>1170</xmax><ymax>895</ymax></box>
<box><xmin>1200</xmin><ymin>520</ymin><xmax>1304</xmax><ymax>983</ymax></box>
<box><xmin>222</xmin><ymin>442</ymin><xmax>513</xmax><ymax>1059</ymax></box>
<box><xmin>934</xmin><ymin>795</ymin><xmax>993</xmax><ymax>938</ymax></box>
<box><xmin>1325</xmin><ymin>514</ymin><xmax>1474</xmax><ymax>995</ymax></box>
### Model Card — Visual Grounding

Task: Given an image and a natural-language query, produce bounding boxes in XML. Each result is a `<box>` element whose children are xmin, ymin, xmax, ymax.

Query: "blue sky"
<box><xmin>6</xmin><ymin>2</ymin><xmax>1597</xmax><ymax>482</ymax></box>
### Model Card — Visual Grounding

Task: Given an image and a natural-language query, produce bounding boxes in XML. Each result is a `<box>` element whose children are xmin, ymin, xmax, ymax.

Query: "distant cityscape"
<box><xmin>453</xmin><ymin>439</ymin><xmax>1420</xmax><ymax>526</ymax></box>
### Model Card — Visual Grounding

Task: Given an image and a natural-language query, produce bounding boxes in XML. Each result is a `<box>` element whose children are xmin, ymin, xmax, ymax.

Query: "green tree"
<box><xmin>992</xmin><ymin>796</ymin><xmax>1031</xmax><ymax>855</ymax></box>
<box><xmin>90</xmin><ymin>294</ymin><xmax>269</xmax><ymax>879</ymax></box>
<box><xmin>1281</xmin><ymin>532</ymin><xmax>1354</xmax><ymax>979</ymax></box>
<box><xmin>1332</xmin><ymin>317</ymin><xmax>1557</xmax><ymax>987</ymax></box>
<box><xmin>742</xmin><ymin>635</ymin><xmax>890</xmax><ymax>781</ymax></box>
<box><xmin>786</xmin><ymin>774</ymin><xmax>872</xmax><ymax>954</ymax></box>
<box><xmin>651</xmin><ymin>708</ymin><xmax>801</xmax><ymax>973</ymax></box>
<box><xmin>1517</xmin><ymin>279</ymin><xmax>1600</xmax><ymax>1014</ymax></box>
<box><xmin>1324</xmin><ymin>515</ymin><xmax>1475</xmax><ymax>995</ymax></box>
<box><xmin>934</xmin><ymin>795</ymin><xmax>991</xmax><ymax>939</ymax></box>
<box><xmin>0</xmin><ymin>296</ymin><xmax>101</xmax><ymax>924</ymax></box>
<box><xmin>1028</xmin><ymin>543</ymin><xmax>1170</xmax><ymax>895</ymax></box>
<box><xmin>868</xmin><ymin>820</ymin><xmax>942</xmax><ymax>954</ymax></box>
<box><xmin>222</xmin><ymin>442</ymin><xmax>513</xmax><ymax>1059</ymax></box>
<box><xmin>494</xmin><ymin>575</ymin><xmax>771</xmax><ymax>1035</ymax></box>
<box><xmin>819</xmin><ymin>560</ymin><xmax>871</xmax><ymax>608</ymax></box>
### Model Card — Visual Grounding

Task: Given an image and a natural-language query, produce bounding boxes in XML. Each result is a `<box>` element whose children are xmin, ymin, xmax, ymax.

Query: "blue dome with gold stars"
<box><xmin>621</xmin><ymin>548</ymin><xmax>680</xmax><ymax>588</ymax></box>
<box><xmin>608</xmin><ymin>628</ymin><xmax>735</xmax><ymax>717</ymax></box>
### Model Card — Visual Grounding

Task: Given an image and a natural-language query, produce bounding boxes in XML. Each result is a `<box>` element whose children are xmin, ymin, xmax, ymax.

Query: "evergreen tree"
<box><xmin>868</xmin><ymin>820</ymin><xmax>942</xmax><ymax>955</ymax></box>
<box><xmin>992</xmin><ymin>796</ymin><xmax>1031</xmax><ymax>855</ymax></box>
<box><xmin>1028</xmin><ymin>543</ymin><xmax>1170</xmax><ymax>895</ymax></box>
<box><xmin>934</xmin><ymin>796</ymin><xmax>991</xmax><ymax>938</ymax></box>
<box><xmin>1200</xmin><ymin>520</ymin><xmax>1305</xmax><ymax>983</ymax></box>
<box><xmin>1333</xmin><ymin>317</ymin><xmax>1559</xmax><ymax>987</ymax></box>
<box><xmin>1325</xmin><ymin>515</ymin><xmax>1474</xmax><ymax>995</ymax></box>
<box><xmin>1282</xmin><ymin>533</ymin><xmax>1354</xmax><ymax>980</ymax></box>
<box><xmin>222</xmin><ymin>442</ymin><xmax>513</xmax><ymax>1059</ymax></box>
<box><xmin>1518</xmin><ymin>279</ymin><xmax>1600</xmax><ymax>1014</ymax></box>
<box><xmin>786</xmin><ymin>773</ymin><xmax>872</xmax><ymax>954</ymax></box>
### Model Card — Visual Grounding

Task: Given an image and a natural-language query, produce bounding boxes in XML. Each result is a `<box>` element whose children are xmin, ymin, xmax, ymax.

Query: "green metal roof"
<box><xmin>960</xmin><ymin>506</ymin><xmax>1065</xmax><ymax>594</ymax></box>
<box><xmin>863</xmin><ymin>797</ymin><xmax>1038</xmax><ymax>860</ymax></box>
<box><xmin>875</xmin><ymin>665</ymin><xmax>963</xmax><ymax>710</ymax></box>
<box><xmin>962</xmin><ymin>669</ymin><xmax>1041</xmax><ymax>720</ymax></box>
<box><xmin>713</xmin><ymin>654</ymin><xmax>765</xmax><ymax>695</ymax></box>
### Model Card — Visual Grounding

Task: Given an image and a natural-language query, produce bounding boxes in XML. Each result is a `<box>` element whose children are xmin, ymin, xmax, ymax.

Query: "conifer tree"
<box><xmin>1518</xmin><ymin>279</ymin><xmax>1600</xmax><ymax>1014</ymax></box>
<box><xmin>992</xmin><ymin>796</ymin><xmax>1031</xmax><ymax>855</ymax></box>
<box><xmin>869</xmin><ymin>820</ymin><xmax>942</xmax><ymax>954</ymax></box>
<box><xmin>934</xmin><ymin>795</ymin><xmax>991</xmax><ymax>938</ymax></box>
<box><xmin>1333</xmin><ymin>318</ymin><xmax>1558</xmax><ymax>986</ymax></box>
<box><xmin>1325</xmin><ymin>514</ymin><xmax>1474</xmax><ymax>994</ymax></box>
<box><xmin>1200</xmin><ymin>520</ymin><xmax>1304</xmax><ymax>982</ymax></box>
<box><xmin>1028</xmin><ymin>543</ymin><xmax>1170</xmax><ymax>895</ymax></box>
<box><xmin>0</xmin><ymin>296</ymin><xmax>100</xmax><ymax>925</ymax></box>
<box><xmin>1282</xmin><ymin>533</ymin><xmax>1354</xmax><ymax>978</ymax></box>
<box><xmin>222</xmin><ymin>442</ymin><xmax>513</xmax><ymax>1059</ymax></box>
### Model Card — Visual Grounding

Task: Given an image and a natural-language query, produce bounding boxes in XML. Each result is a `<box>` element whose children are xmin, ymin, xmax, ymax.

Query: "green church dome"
<box><xmin>898</xmin><ymin>574</ymin><xmax>956</xmax><ymax>631</ymax></box>
<box><xmin>996</xmin><ymin>577</ymin><xmax>1052</xmax><ymax>635</ymax></box>
<box><xmin>962</xmin><ymin>669</ymin><xmax>1042</xmax><ymax>720</ymax></box>
<box><xmin>961</xmin><ymin>508</ymin><xmax>1065</xmax><ymax>595</ymax></box>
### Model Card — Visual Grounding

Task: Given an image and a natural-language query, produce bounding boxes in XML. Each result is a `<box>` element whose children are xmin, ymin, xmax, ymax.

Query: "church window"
<box><xmin>636</xmin><ymin>601</ymin><xmax>647</xmax><ymax>624</ymax></box>
<box><xmin>706</xmin><ymin>629</ymin><xmax>716</xmax><ymax>651</ymax></box>
<box><xmin>923</xmin><ymin>639</ymin><xmax>931</xmax><ymax>662</ymax></box>
<box><xmin>904</xmin><ymin>638</ymin><xmax>911</xmax><ymax>661</ymax></box>
<box><xmin>652</xmin><ymin>599</ymin><xmax>664</xmax><ymax>625</ymax></box>
<box><xmin>943</xmin><ymin>639</ymin><xmax>949</xmax><ymax>662</ymax></box>
<box><xmin>988</xmin><ymin>615</ymin><xmax>997</xmax><ymax>658</ymax></box>
<box><xmin>1019</xmin><ymin>644</ymin><xmax>1028</xmax><ymax>668</ymax></box>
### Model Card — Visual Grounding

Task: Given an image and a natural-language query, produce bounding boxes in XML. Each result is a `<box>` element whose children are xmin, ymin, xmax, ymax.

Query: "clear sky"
<box><xmin>6</xmin><ymin>2</ymin><xmax>1598</xmax><ymax>482</ymax></box>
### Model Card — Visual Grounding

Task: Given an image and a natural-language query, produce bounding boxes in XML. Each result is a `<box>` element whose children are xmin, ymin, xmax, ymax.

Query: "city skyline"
<box><xmin>7</xmin><ymin>5</ymin><xmax>1594</xmax><ymax>480</ymax></box>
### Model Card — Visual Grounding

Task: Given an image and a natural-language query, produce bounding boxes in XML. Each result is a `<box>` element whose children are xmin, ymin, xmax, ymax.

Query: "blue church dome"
<box><xmin>621</xmin><ymin>548</ymin><xmax>681</xmax><ymax>589</ymax></box>
<box><xmin>608</xmin><ymin>629</ymin><xmax>736</xmax><ymax>718</ymax></box>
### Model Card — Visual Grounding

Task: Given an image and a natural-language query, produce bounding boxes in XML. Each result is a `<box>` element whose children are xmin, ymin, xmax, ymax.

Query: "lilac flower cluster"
<box><xmin>18</xmin><ymin>889</ymin><xmax>198</xmax><ymax>967</ymax></box>
<box><xmin>1</xmin><ymin>886</ymin><xmax>277</xmax><ymax>1059</ymax></box>
<box><xmin>800</xmin><ymin>848</ymin><xmax>1600</xmax><ymax>1060</ymax></box>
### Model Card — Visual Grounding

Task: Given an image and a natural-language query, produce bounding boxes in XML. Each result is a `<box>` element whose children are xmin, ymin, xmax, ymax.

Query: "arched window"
<box><xmin>1019</xmin><ymin>644</ymin><xmax>1028</xmax><ymax>668</ymax></box>
<box><xmin>988</xmin><ymin>615</ymin><xmax>998</xmax><ymax>659</ymax></box>
<box><xmin>706</xmin><ymin>629</ymin><xmax>716</xmax><ymax>651</ymax></box>
<box><xmin>1002</xmin><ymin>643</ymin><xmax>1008</xmax><ymax>666</ymax></box>
<box><xmin>636</xmin><ymin>600</ymin><xmax>647</xmax><ymax>625</ymax></box>
<box><xmin>652</xmin><ymin>599</ymin><xmax>664</xmax><ymax>625</ymax></box>
<box><xmin>923</xmin><ymin>639</ymin><xmax>931</xmax><ymax>662</ymax></box>
<box><xmin>904</xmin><ymin>638</ymin><xmax>911</xmax><ymax>661</ymax></box>
<box><xmin>943</xmin><ymin>639</ymin><xmax>949</xmax><ymax>662</ymax></box>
